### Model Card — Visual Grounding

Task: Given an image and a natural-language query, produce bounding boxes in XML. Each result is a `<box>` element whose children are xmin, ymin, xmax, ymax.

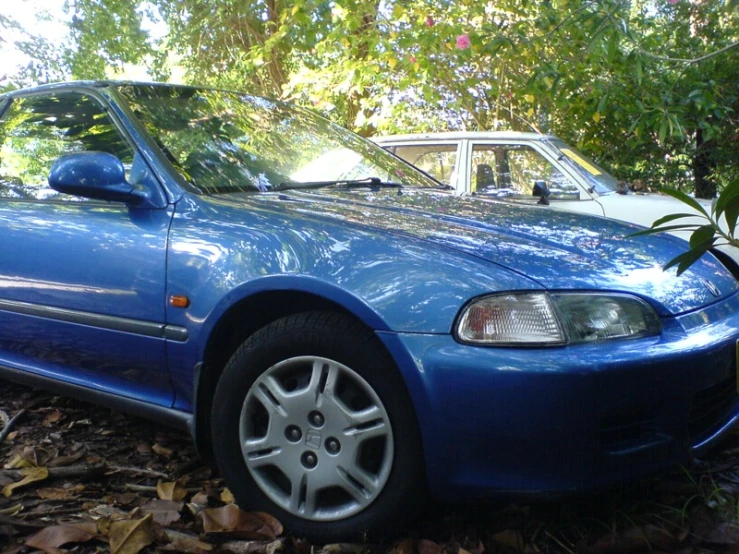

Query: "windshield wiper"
<box><xmin>274</xmin><ymin>177</ymin><xmax>404</xmax><ymax>191</ymax></box>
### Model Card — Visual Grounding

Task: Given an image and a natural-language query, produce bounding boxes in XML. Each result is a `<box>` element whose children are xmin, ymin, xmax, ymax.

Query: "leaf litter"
<box><xmin>2</xmin><ymin>382</ymin><xmax>739</xmax><ymax>553</ymax></box>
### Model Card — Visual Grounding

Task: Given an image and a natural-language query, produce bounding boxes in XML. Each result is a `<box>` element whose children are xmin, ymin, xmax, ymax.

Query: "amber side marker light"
<box><xmin>169</xmin><ymin>295</ymin><xmax>191</xmax><ymax>308</ymax></box>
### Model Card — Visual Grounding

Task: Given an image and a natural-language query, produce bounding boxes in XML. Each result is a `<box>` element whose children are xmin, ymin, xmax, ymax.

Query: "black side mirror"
<box><xmin>49</xmin><ymin>152</ymin><xmax>146</xmax><ymax>204</ymax></box>
<box><xmin>532</xmin><ymin>180</ymin><xmax>550</xmax><ymax>205</ymax></box>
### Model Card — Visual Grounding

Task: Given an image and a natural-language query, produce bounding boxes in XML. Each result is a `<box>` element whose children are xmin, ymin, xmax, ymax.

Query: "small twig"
<box><xmin>124</xmin><ymin>483</ymin><xmax>201</xmax><ymax>494</ymax></box>
<box><xmin>0</xmin><ymin>464</ymin><xmax>107</xmax><ymax>480</ymax></box>
<box><xmin>0</xmin><ymin>408</ymin><xmax>27</xmax><ymax>443</ymax></box>
<box><xmin>124</xmin><ymin>484</ymin><xmax>158</xmax><ymax>493</ymax></box>
<box><xmin>24</xmin><ymin>507</ymin><xmax>92</xmax><ymax>517</ymax></box>
<box><xmin>0</xmin><ymin>514</ymin><xmax>47</xmax><ymax>530</ymax></box>
<box><xmin>107</xmin><ymin>465</ymin><xmax>169</xmax><ymax>479</ymax></box>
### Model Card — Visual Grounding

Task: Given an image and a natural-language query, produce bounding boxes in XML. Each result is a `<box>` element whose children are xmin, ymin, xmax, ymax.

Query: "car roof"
<box><xmin>372</xmin><ymin>131</ymin><xmax>556</xmax><ymax>143</ymax></box>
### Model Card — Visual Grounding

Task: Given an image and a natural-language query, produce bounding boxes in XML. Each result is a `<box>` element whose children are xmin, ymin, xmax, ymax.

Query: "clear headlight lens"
<box><xmin>456</xmin><ymin>292</ymin><xmax>661</xmax><ymax>346</ymax></box>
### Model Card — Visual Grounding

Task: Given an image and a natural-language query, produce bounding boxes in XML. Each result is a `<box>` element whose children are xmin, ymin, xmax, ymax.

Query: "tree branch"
<box><xmin>635</xmin><ymin>40</ymin><xmax>739</xmax><ymax>64</ymax></box>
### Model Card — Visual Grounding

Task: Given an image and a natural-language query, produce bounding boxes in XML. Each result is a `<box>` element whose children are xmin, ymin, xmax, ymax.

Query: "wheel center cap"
<box><xmin>305</xmin><ymin>429</ymin><xmax>322</xmax><ymax>450</ymax></box>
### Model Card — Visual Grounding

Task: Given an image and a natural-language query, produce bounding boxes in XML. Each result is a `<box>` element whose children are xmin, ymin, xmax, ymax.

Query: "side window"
<box><xmin>0</xmin><ymin>93</ymin><xmax>134</xmax><ymax>201</ymax></box>
<box><xmin>471</xmin><ymin>144</ymin><xmax>580</xmax><ymax>200</ymax></box>
<box><xmin>392</xmin><ymin>144</ymin><xmax>458</xmax><ymax>185</ymax></box>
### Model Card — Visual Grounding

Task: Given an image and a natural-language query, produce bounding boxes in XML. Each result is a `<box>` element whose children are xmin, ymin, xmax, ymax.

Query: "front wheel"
<box><xmin>211</xmin><ymin>312</ymin><xmax>425</xmax><ymax>542</ymax></box>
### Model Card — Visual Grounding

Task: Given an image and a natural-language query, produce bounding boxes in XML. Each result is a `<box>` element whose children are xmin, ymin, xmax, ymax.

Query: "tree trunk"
<box><xmin>693</xmin><ymin>127</ymin><xmax>717</xmax><ymax>199</ymax></box>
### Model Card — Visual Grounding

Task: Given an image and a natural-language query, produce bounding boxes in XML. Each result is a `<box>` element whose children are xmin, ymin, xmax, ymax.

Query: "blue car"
<box><xmin>0</xmin><ymin>81</ymin><xmax>738</xmax><ymax>541</ymax></box>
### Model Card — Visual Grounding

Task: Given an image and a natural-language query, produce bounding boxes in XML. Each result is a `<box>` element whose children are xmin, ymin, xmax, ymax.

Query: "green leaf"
<box><xmin>663</xmin><ymin>242</ymin><xmax>714</xmax><ymax>276</ymax></box>
<box><xmin>650</xmin><ymin>212</ymin><xmax>703</xmax><ymax>228</ymax></box>
<box><xmin>689</xmin><ymin>225</ymin><xmax>717</xmax><ymax>248</ymax></box>
<box><xmin>658</xmin><ymin>117</ymin><xmax>667</xmax><ymax>143</ymax></box>
<box><xmin>629</xmin><ymin>224</ymin><xmax>705</xmax><ymax>237</ymax></box>
<box><xmin>714</xmin><ymin>176</ymin><xmax>739</xmax><ymax>222</ymax></box>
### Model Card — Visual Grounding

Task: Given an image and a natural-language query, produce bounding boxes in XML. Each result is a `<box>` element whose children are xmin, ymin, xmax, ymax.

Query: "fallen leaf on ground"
<box><xmin>48</xmin><ymin>452</ymin><xmax>85</xmax><ymax>467</ymax></box>
<box><xmin>37</xmin><ymin>484</ymin><xmax>85</xmax><ymax>500</ymax></box>
<box><xmin>25</xmin><ymin>523</ymin><xmax>97</xmax><ymax>553</ymax></box>
<box><xmin>109</xmin><ymin>513</ymin><xmax>154</xmax><ymax>554</ymax></box>
<box><xmin>394</xmin><ymin>538</ymin><xmax>415</xmax><ymax>554</ymax></box>
<box><xmin>0</xmin><ymin>503</ymin><xmax>23</xmax><ymax>516</ymax></box>
<box><xmin>220</xmin><ymin>487</ymin><xmax>234</xmax><ymax>503</ymax></box>
<box><xmin>157</xmin><ymin>480</ymin><xmax>187</xmax><ymax>501</ymax></box>
<box><xmin>141</xmin><ymin>498</ymin><xmax>184</xmax><ymax>526</ymax></box>
<box><xmin>417</xmin><ymin>540</ymin><xmax>442</xmax><ymax>554</ymax></box>
<box><xmin>200</xmin><ymin>504</ymin><xmax>283</xmax><ymax>540</ymax></box>
<box><xmin>705</xmin><ymin>522</ymin><xmax>739</xmax><ymax>545</ymax></box>
<box><xmin>2</xmin><ymin>466</ymin><xmax>49</xmax><ymax>497</ymax></box>
<box><xmin>22</xmin><ymin>446</ymin><xmax>53</xmax><ymax>467</ymax></box>
<box><xmin>152</xmin><ymin>444</ymin><xmax>173</xmax><ymax>458</ymax></box>
<box><xmin>41</xmin><ymin>410</ymin><xmax>63</xmax><ymax>427</ymax></box>
<box><xmin>492</xmin><ymin>530</ymin><xmax>524</xmax><ymax>551</ymax></box>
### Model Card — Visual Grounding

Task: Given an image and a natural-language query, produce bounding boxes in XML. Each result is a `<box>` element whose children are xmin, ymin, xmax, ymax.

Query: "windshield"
<box><xmin>115</xmin><ymin>85</ymin><xmax>440</xmax><ymax>194</ymax></box>
<box><xmin>546</xmin><ymin>138</ymin><xmax>620</xmax><ymax>194</ymax></box>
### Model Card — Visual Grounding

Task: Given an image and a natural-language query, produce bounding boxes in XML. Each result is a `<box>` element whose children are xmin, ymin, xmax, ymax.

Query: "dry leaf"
<box><xmin>41</xmin><ymin>410</ymin><xmax>63</xmax><ymax>427</ymax></box>
<box><xmin>705</xmin><ymin>523</ymin><xmax>739</xmax><ymax>545</ymax></box>
<box><xmin>49</xmin><ymin>452</ymin><xmax>84</xmax><ymax>467</ymax></box>
<box><xmin>418</xmin><ymin>540</ymin><xmax>442</xmax><ymax>554</ymax></box>
<box><xmin>37</xmin><ymin>485</ymin><xmax>84</xmax><ymax>500</ymax></box>
<box><xmin>492</xmin><ymin>530</ymin><xmax>525</xmax><ymax>551</ymax></box>
<box><xmin>220</xmin><ymin>488</ymin><xmax>235</xmax><ymax>504</ymax></box>
<box><xmin>200</xmin><ymin>504</ymin><xmax>283</xmax><ymax>540</ymax></box>
<box><xmin>161</xmin><ymin>530</ymin><xmax>214</xmax><ymax>554</ymax></box>
<box><xmin>157</xmin><ymin>480</ymin><xmax>187</xmax><ymax>501</ymax></box>
<box><xmin>2</xmin><ymin>466</ymin><xmax>49</xmax><ymax>497</ymax></box>
<box><xmin>5</xmin><ymin>454</ymin><xmax>33</xmax><ymax>469</ymax></box>
<box><xmin>141</xmin><ymin>498</ymin><xmax>184</xmax><ymax>526</ymax></box>
<box><xmin>0</xmin><ymin>503</ymin><xmax>23</xmax><ymax>516</ymax></box>
<box><xmin>191</xmin><ymin>491</ymin><xmax>210</xmax><ymax>506</ymax></box>
<box><xmin>395</xmin><ymin>538</ymin><xmax>415</xmax><ymax>554</ymax></box>
<box><xmin>25</xmin><ymin>524</ymin><xmax>96</xmax><ymax>553</ymax></box>
<box><xmin>152</xmin><ymin>444</ymin><xmax>173</xmax><ymax>458</ymax></box>
<box><xmin>109</xmin><ymin>514</ymin><xmax>154</xmax><ymax>554</ymax></box>
<box><xmin>22</xmin><ymin>446</ymin><xmax>53</xmax><ymax>467</ymax></box>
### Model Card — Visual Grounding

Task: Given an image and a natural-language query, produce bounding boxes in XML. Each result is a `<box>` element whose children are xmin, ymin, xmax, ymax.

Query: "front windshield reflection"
<box><xmin>546</xmin><ymin>138</ymin><xmax>620</xmax><ymax>194</ymax></box>
<box><xmin>116</xmin><ymin>85</ymin><xmax>439</xmax><ymax>194</ymax></box>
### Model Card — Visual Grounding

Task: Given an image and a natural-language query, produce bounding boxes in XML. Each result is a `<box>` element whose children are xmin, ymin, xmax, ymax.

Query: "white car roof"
<box><xmin>371</xmin><ymin>131</ymin><xmax>556</xmax><ymax>143</ymax></box>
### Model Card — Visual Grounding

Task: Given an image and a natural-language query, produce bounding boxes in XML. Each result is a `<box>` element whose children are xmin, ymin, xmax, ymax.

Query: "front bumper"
<box><xmin>379</xmin><ymin>292</ymin><xmax>739</xmax><ymax>502</ymax></box>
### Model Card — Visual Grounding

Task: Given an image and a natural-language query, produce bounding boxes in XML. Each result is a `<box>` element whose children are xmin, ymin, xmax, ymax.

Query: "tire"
<box><xmin>211</xmin><ymin>311</ymin><xmax>425</xmax><ymax>542</ymax></box>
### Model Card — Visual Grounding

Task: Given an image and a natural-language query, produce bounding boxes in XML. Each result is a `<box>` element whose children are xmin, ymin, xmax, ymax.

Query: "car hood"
<box><xmin>225</xmin><ymin>190</ymin><xmax>738</xmax><ymax>316</ymax></box>
<box><xmin>596</xmin><ymin>191</ymin><xmax>712</xmax><ymax>230</ymax></box>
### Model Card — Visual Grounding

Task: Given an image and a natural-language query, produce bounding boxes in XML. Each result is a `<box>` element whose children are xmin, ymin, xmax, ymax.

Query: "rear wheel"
<box><xmin>211</xmin><ymin>312</ymin><xmax>424</xmax><ymax>542</ymax></box>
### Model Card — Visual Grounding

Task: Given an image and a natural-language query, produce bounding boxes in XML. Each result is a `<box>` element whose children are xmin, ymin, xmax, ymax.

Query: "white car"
<box><xmin>373</xmin><ymin>131</ymin><xmax>738</xmax><ymax>268</ymax></box>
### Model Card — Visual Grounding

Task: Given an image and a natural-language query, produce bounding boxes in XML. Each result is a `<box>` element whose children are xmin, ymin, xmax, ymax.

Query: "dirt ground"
<box><xmin>3</xmin><ymin>381</ymin><xmax>739</xmax><ymax>554</ymax></box>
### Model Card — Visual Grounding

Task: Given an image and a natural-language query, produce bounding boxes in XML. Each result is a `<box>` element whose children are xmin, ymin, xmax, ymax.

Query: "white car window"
<box><xmin>392</xmin><ymin>144</ymin><xmax>457</xmax><ymax>185</ymax></box>
<box><xmin>471</xmin><ymin>144</ymin><xmax>580</xmax><ymax>200</ymax></box>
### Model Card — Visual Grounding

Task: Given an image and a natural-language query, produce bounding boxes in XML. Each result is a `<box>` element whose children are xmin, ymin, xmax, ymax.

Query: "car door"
<box><xmin>467</xmin><ymin>141</ymin><xmax>606</xmax><ymax>216</ymax></box>
<box><xmin>0</xmin><ymin>90</ymin><xmax>175</xmax><ymax>406</ymax></box>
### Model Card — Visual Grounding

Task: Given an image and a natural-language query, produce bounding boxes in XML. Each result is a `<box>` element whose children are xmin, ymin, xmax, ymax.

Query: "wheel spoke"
<box><xmin>252</xmin><ymin>376</ymin><xmax>289</xmax><ymax>417</ymax></box>
<box><xmin>289</xmin><ymin>472</ymin><xmax>319</xmax><ymax>517</ymax></box>
<box><xmin>243</xmin><ymin>440</ymin><xmax>283</xmax><ymax>470</ymax></box>
<box><xmin>342</xmin><ymin>406</ymin><xmax>389</xmax><ymax>441</ymax></box>
<box><xmin>337</xmin><ymin>466</ymin><xmax>378</xmax><ymax>507</ymax></box>
<box><xmin>321</xmin><ymin>360</ymin><xmax>342</xmax><ymax>398</ymax></box>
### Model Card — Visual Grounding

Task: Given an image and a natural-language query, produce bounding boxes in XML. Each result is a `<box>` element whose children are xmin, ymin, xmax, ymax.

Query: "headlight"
<box><xmin>456</xmin><ymin>292</ymin><xmax>662</xmax><ymax>346</ymax></box>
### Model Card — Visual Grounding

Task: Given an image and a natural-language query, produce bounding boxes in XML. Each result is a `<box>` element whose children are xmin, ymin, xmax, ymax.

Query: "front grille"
<box><xmin>689</xmin><ymin>377</ymin><xmax>737</xmax><ymax>444</ymax></box>
<box><xmin>601</xmin><ymin>409</ymin><xmax>660</xmax><ymax>453</ymax></box>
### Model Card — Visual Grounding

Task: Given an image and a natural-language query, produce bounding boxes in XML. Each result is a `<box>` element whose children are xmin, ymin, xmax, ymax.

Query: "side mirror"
<box><xmin>532</xmin><ymin>180</ymin><xmax>550</xmax><ymax>205</ymax></box>
<box><xmin>49</xmin><ymin>152</ymin><xmax>143</xmax><ymax>204</ymax></box>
